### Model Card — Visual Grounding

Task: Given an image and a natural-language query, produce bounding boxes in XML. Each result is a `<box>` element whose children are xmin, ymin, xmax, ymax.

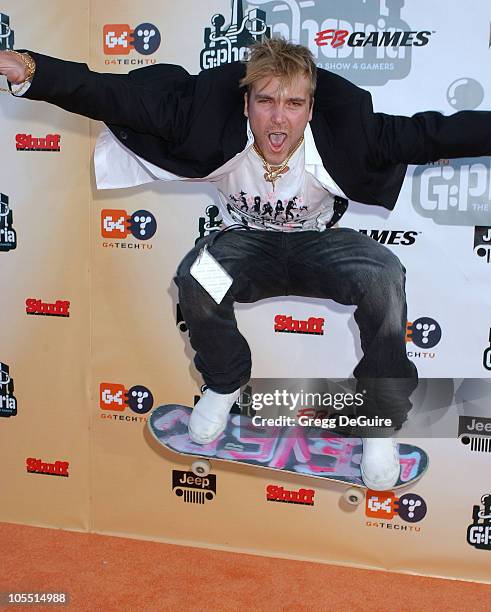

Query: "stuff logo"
<box><xmin>172</xmin><ymin>470</ymin><xmax>216</xmax><ymax>504</ymax></box>
<box><xmin>467</xmin><ymin>494</ymin><xmax>491</xmax><ymax>551</ymax></box>
<box><xmin>406</xmin><ymin>317</ymin><xmax>442</xmax><ymax>349</ymax></box>
<box><xmin>266</xmin><ymin>485</ymin><xmax>315</xmax><ymax>506</ymax></box>
<box><xmin>247</xmin><ymin>0</ymin><xmax>432</xmax><ymax>86</ymax></box>
<box><xmin>99</xmin><ymin>382</ymin><xmax>154</xmax><ymax>415</ymax></box>
<box><xmin>26</xmin><ymin>458</ymin><xmax>69</xmax><ymax>477</ymax></box>
<box><xmin>412</xmin><ymin>159</ymin><xmax>491</xmax><ymax>226</ymax></box>
<box><xmin>16</xmin><ymin>134</ymin><xmax>61</xmax><ymax>152</ymax></box>
<box><xmin>26</xmin><ymin>299</ymin><xmax>70</xmax><ymax>317</ymax></box>
<box><xmin>200</xmin><ymin>0</ymin><xmax>271</xmax><ymax>69</ymax></box>
<box><xmin>103</xmin><ymin>23</ymin><xmax>161</xmax><ymax>55</ymax></box>
<box><xmin>0</xmin><ymin>193</ymin><xmax>17</xmax><ymax>252</ymax></box>
<box><xmin>101</xmin><ymin>209</ymin><xmax>156</xmax><ymax>249</ymax></box>
<box><xmin>196</xmin><ymin>204</ymin><xmax>222</xmax><ymax>245</ymax></box>
<box><xmin>0</xmin><ymin>362</ymin><xmax>17</xmax><ymax>418</ymax></box>
<box><xmin>366</xmin><ymin>491</ymin><xmax>427</xmax><ymax>523</ymax></box>
<box><xmin>459</xmin><ymin>416</ymin><xmax>491</xmax><ymax>453</ymax></box>
<box><xmin>274</xmin><ymin>314</ymin><xmax>325</xmax><ymax>335</ymax></box>
<box><xmin>0</xmin><ymin>13</ymin><xmax>14</xmax><ymax>50</ymax></box>
<box><xmin>358</xmin><ymin>229</ymin><xmax>419</xmax><ymax>246</ymax></box>
<box><xmin>474</xmin><ymin>227</ymin><xmax>491</xmax><ymax>263</ymax></box>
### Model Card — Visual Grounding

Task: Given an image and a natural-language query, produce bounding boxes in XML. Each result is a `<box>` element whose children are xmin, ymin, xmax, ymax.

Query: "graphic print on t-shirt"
<box><xmin>212</xmin><ymin>139</ymin><xmax>336</xmax><ymax>232</ymax></box>
<box><xmin>227</xmin><ymin>191</ymin><xmax>311</xmax><ymax>229</ymax></box>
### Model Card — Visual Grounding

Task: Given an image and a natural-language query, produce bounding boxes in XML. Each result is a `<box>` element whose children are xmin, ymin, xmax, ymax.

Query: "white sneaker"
<box><xmin>188</xmin><ymin>387</ymin><xmax>240</xmax><ymax>445</ymax></box>
<box><xmin>360</xmin><ymin>437</ymin><xmax>400</xmax><ymax>491</ymax></box>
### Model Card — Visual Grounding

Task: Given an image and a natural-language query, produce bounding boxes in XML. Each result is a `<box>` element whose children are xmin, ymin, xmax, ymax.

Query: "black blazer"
<box><xmin>19</xmin><ymin>50</ymin><xmax>491</xmax><ymax>209</ymax></box>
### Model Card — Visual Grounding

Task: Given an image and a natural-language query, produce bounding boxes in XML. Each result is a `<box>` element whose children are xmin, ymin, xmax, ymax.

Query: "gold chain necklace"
<box><xmin>253</xmin><ymin>136</ymin><xmax>304</xmax><ymax>191</ymax></box>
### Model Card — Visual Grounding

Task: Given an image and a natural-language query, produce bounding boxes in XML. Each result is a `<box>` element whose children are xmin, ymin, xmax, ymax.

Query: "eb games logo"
<box><xmin>101</xmin><ymin>209</ymin><xmax>157</xmax><ymax>240</ymax></box>
<box><xmin>100</xmin><ymin>382</ymin><xmax>154</xmax><ymax>414</ymax></box>
<box><xmin>103</xmin><ymin>23</ymin><xmax>161</xmax><ymax>55</ymax></box>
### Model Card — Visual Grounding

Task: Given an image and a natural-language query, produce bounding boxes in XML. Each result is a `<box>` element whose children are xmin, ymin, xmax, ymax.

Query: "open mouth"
<box><xmin>268</xmin><ymin>132</ymin><xmax>287</xmax><ymax>151</ymax></box>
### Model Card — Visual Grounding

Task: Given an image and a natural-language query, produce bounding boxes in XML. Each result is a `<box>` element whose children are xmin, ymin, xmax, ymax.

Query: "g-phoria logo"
<box><xmin>0</xmin><ymin>362</ymin><xmax>17</xmax><ymax>418</ymax></box>
<box><xmin>103</xmin><ymin>23</ymin><xmax>161</xmax><ymax>60</ymax></box>
<box><xmin>99</xmin><ymin>382</ymin><xmax>154</xmax><ymax>422</ymax></box>
<box><xmin>459</xmin><ymin>416</ymin><xmax>491</xmax><ymax>453</ymax></box>
<box><xmin>101</xmin><ymin>208</ymin><xmax>156</xmax><ymax>250</ymax></box>
<box><xmin>474</xmin><ymin>227</ymin><xmax>491</xmax><ymax>263</ymax></box>
<box><xmin>405</xmin><ymin>317</ymin><xmax>442</xmax><ymax>359</ymax></box>
<box><xmin>411</xmin><ymin>159</ymin><xmax>491</xmax><ymax>226</ymax></box>
<box><xmin>467</xmin><ymin>494</ymin><xmax>491</xmax><ymax>550</ymax></box>
<box><xmin>200</xmin><ymin>0</ymin><xmax>271</xmax><ymax>69</ymax></box>
<box><xmin>247</xmin><ymin>0</ymin><xmax>432</xmax><ymax>86</ymax></box>
<box><xmin>172</xmin><ymin>470</ymin><xmax>216</xmax><ymax>504</ymax></box>
<box><xmin>484</xmin><ymin>328</ymin><xmax>491</xmax><ymax>372</ymax></box>
<box><xmin>0</xmin><ymin>193</ymin><xmax>17</xmax><ymax>252</ymax></box>
<box><xmin>0</xmin><ymin>13</ymin><xmax>14</xmax><ymax>51</ymax></box>
<box><xmin>195</xmin><ymin>204</ymin><xmax>222</xmax><ymax>245</ymax></box>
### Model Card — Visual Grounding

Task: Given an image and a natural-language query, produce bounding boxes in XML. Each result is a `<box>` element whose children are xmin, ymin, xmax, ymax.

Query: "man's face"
<box><xmin>244</xmin><ymin>73</ymin><xmax>313</xmax><ymax>165</ymax></box>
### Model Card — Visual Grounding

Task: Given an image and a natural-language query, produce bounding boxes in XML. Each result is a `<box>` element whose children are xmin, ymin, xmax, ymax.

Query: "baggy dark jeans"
<box><xmin>174</xmin><ymin>227</ymin><xmax>418</xmax><ymax>429</ymax></box>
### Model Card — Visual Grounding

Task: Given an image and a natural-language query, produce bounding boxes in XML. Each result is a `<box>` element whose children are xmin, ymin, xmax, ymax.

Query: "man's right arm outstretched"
<box><xmin>0</xmin><ymin>49</ymin><xmax>196</xmax><ymax>143</ymax></box>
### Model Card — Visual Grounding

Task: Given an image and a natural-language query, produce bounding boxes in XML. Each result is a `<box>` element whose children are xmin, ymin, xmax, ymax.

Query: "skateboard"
<box><xmin>148</xmin><ymin>404</ymin><xmax>429</xmax><ymax>505</ymax></box>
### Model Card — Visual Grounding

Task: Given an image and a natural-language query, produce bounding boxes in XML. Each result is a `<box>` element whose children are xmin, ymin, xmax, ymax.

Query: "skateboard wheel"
<box><xmin>344</xmin><ymin>488</ymin><xmax>365</xmax><ymax>506</ymax></box>
<box><xmin>191</xmin><ymin>460</ymin><xmax>211</xmax><ymax>477</ymax></box>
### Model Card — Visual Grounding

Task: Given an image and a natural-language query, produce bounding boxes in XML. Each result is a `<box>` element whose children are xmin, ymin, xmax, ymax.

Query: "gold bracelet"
<box><xmin>0</xmin><ymin>50</ymin><xmax>36</xmax><ymax>94</ymax></box>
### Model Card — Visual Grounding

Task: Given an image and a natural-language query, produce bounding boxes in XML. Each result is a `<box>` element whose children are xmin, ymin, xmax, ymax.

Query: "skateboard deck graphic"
<box><xmin>148</xmin><ymin>404</ymin><xmax>429</xmax><ymax>489</ymax></box>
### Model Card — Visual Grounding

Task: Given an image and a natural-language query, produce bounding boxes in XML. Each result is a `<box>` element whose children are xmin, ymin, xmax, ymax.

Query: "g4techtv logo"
<box><xmin>0</xmin><ymin>362</ymin><xmax>17</xmax><ymax>418</ymax></box>
<box><xmin>99</xmin><ymin>382</ymin><xmax>154</xmax><ymax>422</ymax></box>
<box><xmin>406</xmin><ymin>316</ymin><xmax>442</xmax><ymax>359</ymax></box>
<box><xmin>103</xmin><ymin>22</ymin><xmax>161</xmax><ymax>62</ymax></box>
<box><xmin>101</xmin><ymin>208</ymin><xmax>156</xmax><ymax>250</ymax></box>
<box><xmin>365</xmin><ymin>491</ymin><xmax>427</xmax><ymax>531</ymax></box>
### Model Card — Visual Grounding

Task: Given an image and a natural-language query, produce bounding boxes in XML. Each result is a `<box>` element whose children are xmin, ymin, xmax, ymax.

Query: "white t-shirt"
<box><xmin>211</xmin><ymin>139</ymin><xmax>336</xmax><ymax>232</ymax></box>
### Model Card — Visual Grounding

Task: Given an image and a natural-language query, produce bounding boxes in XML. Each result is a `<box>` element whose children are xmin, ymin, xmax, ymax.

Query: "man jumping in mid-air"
<box><xmin>2</xmin><ymin>37</ymin><xmax>491</xmax><ymax>489</ymax></box>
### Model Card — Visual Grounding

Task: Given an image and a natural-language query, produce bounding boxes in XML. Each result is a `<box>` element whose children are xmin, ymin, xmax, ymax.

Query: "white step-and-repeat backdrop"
<box><xmin>1</xmin><ymin>0</ymin><xmax>490</xmax><ymax>583</ymax></box>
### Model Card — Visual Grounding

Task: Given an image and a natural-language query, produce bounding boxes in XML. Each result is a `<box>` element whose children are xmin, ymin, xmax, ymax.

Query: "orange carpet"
<box><xmin>1</xmin><ymin>522</ymin><xmax>490</xmax><ymax>611</ymax></box>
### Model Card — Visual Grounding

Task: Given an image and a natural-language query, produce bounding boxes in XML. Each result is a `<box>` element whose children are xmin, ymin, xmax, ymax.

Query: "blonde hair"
<box><xmin>240</xmin><ymin>37</ymin><xmax>317</xmax><ymax>100</ymax></box>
